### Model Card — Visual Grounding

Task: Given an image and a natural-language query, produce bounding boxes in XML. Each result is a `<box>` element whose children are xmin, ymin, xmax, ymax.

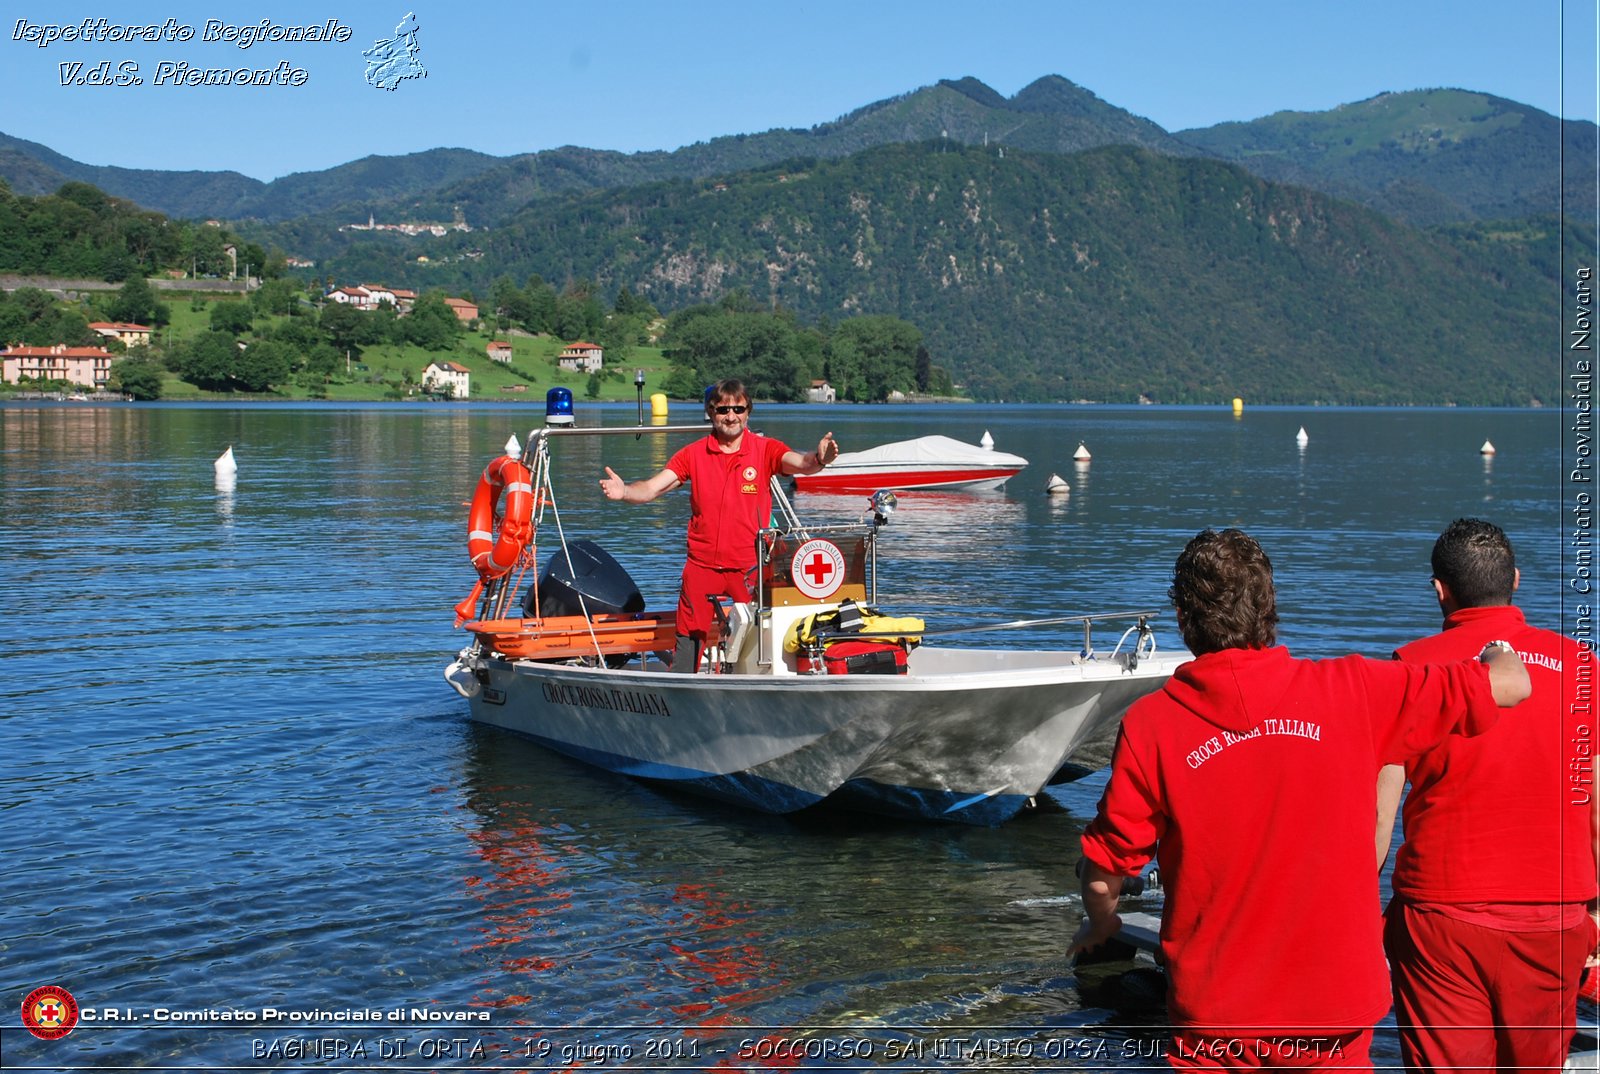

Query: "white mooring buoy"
<box><xmin>1480</xmin><ymin>439</ymin><xmax>1496</xmax><ymax>456</ymax></box>
<box><xmin>214</xmin><ymin>445</ymin><xmax>237</xmax><ymax>494</ymax></box>
<box><xmin>1045</xmin><ymin>473</ymin><xmax>1070</xmax><ymax>496</ymax></box>
<box><xmin>1073</xmin><ymin>442</ymin><xmax>1092</xmax><ymax>462</ymax></box>
<box><xmin>1296</xmin><ymin>426</ymin><xmax>1309</xmax><ymax>447</ymax></box>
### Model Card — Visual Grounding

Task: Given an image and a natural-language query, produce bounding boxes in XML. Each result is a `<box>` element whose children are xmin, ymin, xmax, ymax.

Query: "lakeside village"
<box><xmin>0</xmin><ymin>273</ymin><xmax>842</xmax><ymax>404</ymax></box>
<box><xmin>2</xmin><ymin>284</ymin><xmax>573</xmax><ymax>401</ymax></box>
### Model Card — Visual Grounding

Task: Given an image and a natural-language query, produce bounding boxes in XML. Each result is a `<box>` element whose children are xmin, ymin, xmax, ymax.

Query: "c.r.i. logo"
<box><xmin>22</xmin><ymin>984</ymin><xmax>79</xmax><ymax>1040</ymax></box>
<box><xmin>791</xmin><ymin>538</ymin><xmax>846</xmax><ymax>600</ymax></box>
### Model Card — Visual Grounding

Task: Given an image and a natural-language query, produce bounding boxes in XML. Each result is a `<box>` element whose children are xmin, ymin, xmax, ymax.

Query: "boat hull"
<box><xmin>455</xmin><ymin>645</ymin><xmax>1183</xmax><ymax>825</ymax></box>
<box><xmin>794</xmin><ymin>466</ymin><xmax>1024</xmax><ymax>493</ymax></box>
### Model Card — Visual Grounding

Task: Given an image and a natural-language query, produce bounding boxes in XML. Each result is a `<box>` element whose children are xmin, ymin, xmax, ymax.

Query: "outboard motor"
<box><xmin>525</xmin><ymin>539</ymin><xmax>646</xmax><ymax>621</ymax></box>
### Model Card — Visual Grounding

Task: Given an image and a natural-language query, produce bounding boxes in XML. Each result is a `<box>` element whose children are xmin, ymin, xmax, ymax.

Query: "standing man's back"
<box><xmin>1072</xmin><ymin>526</ymin><xmax>1531</xmax><ymax>1070</ymax></box>
<box><xmin>1383</xmin><ymin>517</ymin><xmax>1599</xmax><ymax>1072</ymax></box>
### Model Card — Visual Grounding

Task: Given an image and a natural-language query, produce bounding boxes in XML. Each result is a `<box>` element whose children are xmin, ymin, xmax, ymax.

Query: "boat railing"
<box><xmin>524</xmin><ymin>422</ymin><xmax>712</xmax><ymax>446</ymax></box>
<box><xmin>819</xmin><ymin>610</ymin><xmax>1164</xmax><ymax>670</ymax></box>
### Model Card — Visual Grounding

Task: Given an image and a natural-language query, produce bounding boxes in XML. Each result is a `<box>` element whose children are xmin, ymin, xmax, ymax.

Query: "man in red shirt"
<box><xmin>1377</xmin><ymin>518</ymin><xmax>1599</xmax><ymax>1072</ymax></box>
<box><xmin>600</xmin><ymin>378</ymin><xmax>838</xmax><ymax>672</ymax></box>
<box><xmin>1069</xmin><ymin>528</ymin><xmax>1531</xmax><ymax>1069</ymax></box>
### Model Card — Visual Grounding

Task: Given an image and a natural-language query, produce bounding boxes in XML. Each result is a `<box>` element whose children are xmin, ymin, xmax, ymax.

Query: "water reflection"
<box><xmin>214</xmin><ymin>478</ymin><xmax>235</xmax><ymax>523</ymax></box>
<box><xmin>456</xmin><ymin>728</ymin><xmax>789</xmax><ymax>1037</ymax></box>
<box><xmin>887</xmin><ymin>491</ymin><xmax>1028</xmax><ymax>555</ymax></box>
<box><xmin>451</xmin><ymin>724</ymin><xmax>1126</xmax><ymax>1059</ymax></box>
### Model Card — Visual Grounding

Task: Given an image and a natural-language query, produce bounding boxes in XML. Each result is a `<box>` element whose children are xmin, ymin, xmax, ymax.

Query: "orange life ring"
<box><xmin>467</xmin><ymin>455</ymin><xmax>535</xmax><ymax>579</ymax></box>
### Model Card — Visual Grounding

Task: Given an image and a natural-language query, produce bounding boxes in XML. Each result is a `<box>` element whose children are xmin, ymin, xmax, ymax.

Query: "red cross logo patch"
<box><xmin>791</xmin><ymin>538</ymin><xmax>846</xmax><ymax>600</ymax></box>
<box><xmin>22</xmin><ymin>984</ymin><xmax>79</xmax><ymax>1040</ymax></box>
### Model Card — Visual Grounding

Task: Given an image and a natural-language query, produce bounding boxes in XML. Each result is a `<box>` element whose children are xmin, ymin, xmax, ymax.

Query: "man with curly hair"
<box><xmin>1070</xmin><ymin>527</ymin><xmax>1530</xmax><ymax>1069</ymax></box>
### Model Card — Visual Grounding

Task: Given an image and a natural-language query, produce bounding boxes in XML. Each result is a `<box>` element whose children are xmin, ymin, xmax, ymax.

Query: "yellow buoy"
<box><xmin>1232</xmin><ymin>397</ymin><xmax>1244</xmax><ymax>416</ymax></box>
<box><xmin>650</xmin><ymin>392</ymin><xmax>668</xmax><ymax>419</ymax></box>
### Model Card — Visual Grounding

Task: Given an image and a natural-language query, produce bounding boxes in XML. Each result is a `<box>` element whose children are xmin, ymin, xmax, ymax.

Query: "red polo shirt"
<box><xmin>668</xmin><ymin>432</ymin><xmax>791</xmax><ymax>570</ymax></box>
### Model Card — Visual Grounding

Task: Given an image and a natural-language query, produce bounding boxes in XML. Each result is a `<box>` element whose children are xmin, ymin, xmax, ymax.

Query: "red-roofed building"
<box><xmin>358</xmin><ymin>284</ymin><xmax>399</xmax><ymax>308</ymax></box>
<box><xmin>558</xmin><ymin>341</ymin><xmax>603</xmax><ymax>373</ymax></box>
<box><xmin>444</xmin><ymin>298</ymin><xmax>479</xmax><ymax>323</ymax></box>
<box><xmin>327</xmin><ymin>285</ymin><xmax>375</xmax><ymax>309</ymax></box>
<box><xmin>422</xmin><ymin>360</ymin><xmax>471</xmax><ymax>399</ymax></box>
<box><xmin>486</xmin><ymin>341</ymin><xmax>514</xmax><ymax>363</ymax></box>
<box><xmin>2</xmin><ymin>344</ymin><xmax>117</xmax><ymax>388</ymax></box>
<box><xmin>88</xmin><ymin>322</ymin><xmax>153</xmax><ymax>347</ymax></box>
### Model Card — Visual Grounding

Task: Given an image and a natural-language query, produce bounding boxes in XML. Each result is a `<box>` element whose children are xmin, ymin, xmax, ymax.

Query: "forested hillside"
<box><xmin>0</xmin><ymin>177</ymin><xmax>271</xmax><ymax>280</ymax></box>
<box><xmin>0</xmin><ymin>132</ymin><xmax>506</xmax><ymax>223</ymax></box>
<box><xmin>8</xmin><ymin>78</ymin><xmax>1587</xmax><ymax>235</ymax></box>
<box><xmin>294</xmin><ymin>142</ymin><xmax>1564</xmax><ymax>405</ymax></box>
<box><xmin>0</xmin><ymin>77</ymin><xmax>1183</xmax><ymax>225</ymax></box>
<box><xmin>1180</xmin><ymin>89</ymin><xmax>1596</xmax><ymax>225</ymax></box>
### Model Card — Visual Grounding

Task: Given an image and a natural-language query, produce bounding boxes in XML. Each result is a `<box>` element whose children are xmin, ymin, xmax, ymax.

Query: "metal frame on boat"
<box><xmin>445</xmin><ymin>421</ymin><xmax>1186</xmax><ymax>825</ymax></box>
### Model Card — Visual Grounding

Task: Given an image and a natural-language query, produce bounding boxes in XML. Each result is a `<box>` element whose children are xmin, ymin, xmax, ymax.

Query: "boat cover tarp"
<box><xmin>829</xmin><ymin>435</ymin><xmax>1027</xmax><ymax>470</ymax></box>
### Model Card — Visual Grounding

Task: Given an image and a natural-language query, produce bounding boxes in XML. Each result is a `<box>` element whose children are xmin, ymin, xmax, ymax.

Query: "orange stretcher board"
<box><xmin>466</xmin><ymin>612</ymin><xmax>684</xmax><ymax>660</ymax></box>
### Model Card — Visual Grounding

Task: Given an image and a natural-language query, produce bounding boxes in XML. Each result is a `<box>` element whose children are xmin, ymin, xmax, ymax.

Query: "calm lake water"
<box><xmin>0</xmin><ymin>401</ymin><xmax>1584</xmax><ymax>1070</ymax></box>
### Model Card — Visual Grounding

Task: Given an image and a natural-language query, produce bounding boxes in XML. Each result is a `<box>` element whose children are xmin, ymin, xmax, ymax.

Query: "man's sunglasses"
<box><xmin>712</xmin><ymin>405</ymin><xmax>748</xmax><ymax>415</ymax></box>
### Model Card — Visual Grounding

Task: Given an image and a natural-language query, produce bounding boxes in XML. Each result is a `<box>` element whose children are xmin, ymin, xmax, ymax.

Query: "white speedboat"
<box><xmin>792</xmin><ymin>434</ymin><xmax>1027</xmax><ymax>493</ymax></box>
<box><xmin>444</xmin><ymin>423</ymin><xmax>1181</xmax><ymax>825</ymax></box>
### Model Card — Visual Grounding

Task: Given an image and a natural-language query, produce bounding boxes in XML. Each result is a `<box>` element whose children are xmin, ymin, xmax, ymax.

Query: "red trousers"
<box><xmin>1385</xmin><ymin>900</ymin><xmax>1592</xmax><ymax>1073</ymax></box>
<box><xmin>675</xmin><ymin>560</ymin><xmax>752</xmax><ymax>638</ymax></box>
<box><xmin>1167</xmin><ymin>1028</ymin><xmax>1372</xmax><ymax>1070</ymax></box>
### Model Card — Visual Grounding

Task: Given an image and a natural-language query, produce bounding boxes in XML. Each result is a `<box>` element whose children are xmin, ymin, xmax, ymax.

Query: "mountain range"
<box><xmin>4</xmin><ymin>76</ymin><xmax>1588</xmax><ymax>229</ymax></box>
<box><xmin>0</xmin><ymin>75</ymin><xmax>1593</xmax><ymax>403</ymax></box>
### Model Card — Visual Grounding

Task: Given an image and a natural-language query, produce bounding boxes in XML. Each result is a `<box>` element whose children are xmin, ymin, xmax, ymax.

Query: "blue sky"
<box><xmin>1</xmin><ymin>1</ymin><xmax>1596</xmax><ymax>182</ymax></box>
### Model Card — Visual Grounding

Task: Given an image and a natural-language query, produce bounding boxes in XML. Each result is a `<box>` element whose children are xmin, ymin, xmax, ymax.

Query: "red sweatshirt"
<box><xmin>1080</xmin><ymin>646</ymin><xmax>1500</xmax><ymax>1030</ymax></box>
<box><xmin>1392</xmin><ymin>605</ymin><xmax>1597</xmax><ymax>908</ymax></box>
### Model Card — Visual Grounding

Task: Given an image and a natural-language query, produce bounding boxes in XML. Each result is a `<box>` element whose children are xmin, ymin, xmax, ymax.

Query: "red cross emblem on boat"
<box><xmin>791</xmin><ymin>538</ymin><xmax>846</xmax><ymax>600</ymax></box>
<box><xmin>22</xmin><ymin>985</ymin><xmax>79</xmax><ymax>1040</ymax></box>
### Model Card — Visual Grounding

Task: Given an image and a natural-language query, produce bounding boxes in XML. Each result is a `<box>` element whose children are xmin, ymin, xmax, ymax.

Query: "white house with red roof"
<box><xmin>422</xmin><ymin>360</ymin><xmax>471</xmax><ymax>399</ymax></box>
<box><xmin>326</xmin><ymin>285</ymin><xmax>375</xmax><ymax>309</ymax></box>
<box><xmin>359</xmin><ymin>284</ymin><xmax>399</xmax><ymax>308</ymax></box>
<box><xmin>88</xmin><ymin>322</ymin><xmax>153</xmax><ymax>347</ymax></box>
<box><xmin>557</xmin><ymin>341</ymin><xmax>604</xmax><ymax>373</ymax></box>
